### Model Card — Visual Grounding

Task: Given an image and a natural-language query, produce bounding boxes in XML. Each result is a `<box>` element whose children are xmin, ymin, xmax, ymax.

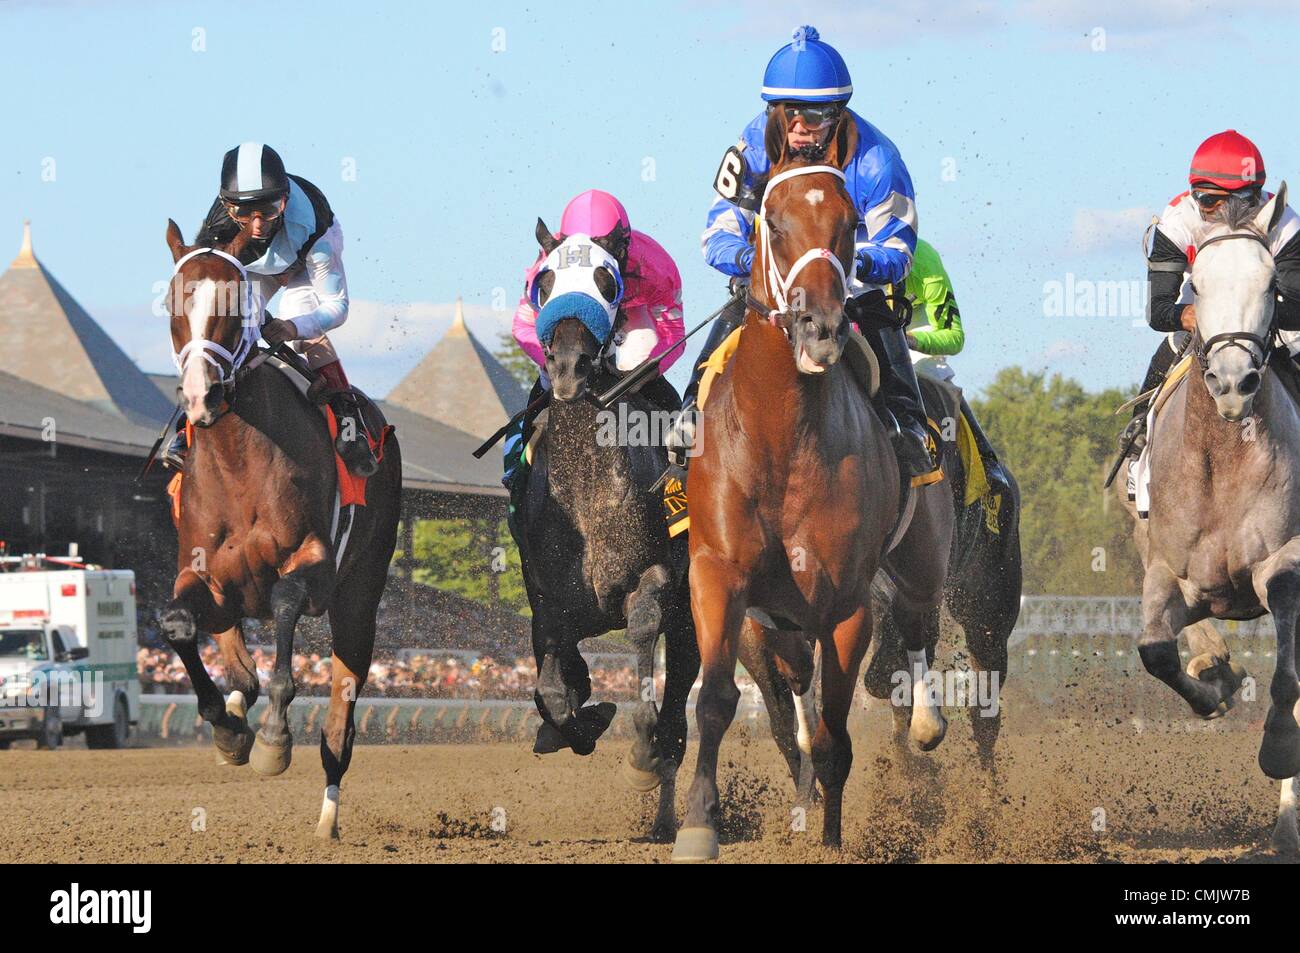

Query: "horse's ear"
<box><xmin>535</xmin><ymin>218</ymin><xmax>559</xmax><ymax>256</ymax></box>
<box><xmin>824</xmin><ymin>111</ymin><xmax>859</xmax><ymax>170</ymax></box>
<box><xmin>764</xmin><ymin>105</ymin><xmax>789</xmax><ymax>169</ymax></box>
<box><xmin>1256</xmin><ymin>181</ymin><xmax>1288</xmax><ymax>234</ymax></box>
<box><xmin>165</xmin><ymin>219</ymin><xmax>187</xmax><ymax>262</ymax></box>
<box><xmin>225</xmin><ymin>228</ymin><xmax>252</xmax><ymax>261</ymax></box>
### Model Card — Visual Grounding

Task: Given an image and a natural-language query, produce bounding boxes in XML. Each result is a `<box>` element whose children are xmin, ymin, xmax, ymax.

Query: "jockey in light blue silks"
<box><xmin>669</xmin><ymin>25</ymin><xmax>931</xmax><ymax>479</ymax></box>
<box><xmin>163</xmin><ymin>142</ymin><xmax>377</xmax><ymax>477</ymax></box>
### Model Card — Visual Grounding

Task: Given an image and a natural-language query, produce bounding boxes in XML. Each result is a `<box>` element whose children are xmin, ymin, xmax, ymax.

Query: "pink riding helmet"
<box><xmin>559</xmin><ymin>189</ymin><xmax>630</xmax><ymax>238</ymax></box>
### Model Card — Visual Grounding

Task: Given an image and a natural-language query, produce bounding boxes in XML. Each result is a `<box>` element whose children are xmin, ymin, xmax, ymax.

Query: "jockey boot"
<box><xmin>314</xmin><ymin>361</ymin><xmax>379</xmax><ymax>478</ymax></box>
<box><xmin>1119</xmin><ymin>333</ymin><xmax>1187</xmax><ymax>461</ymax></box>
<box><xmin>864</xmin><ymin>321</ymin><xmax>935</xmax><ymax>483</ymax></box>
<box><xmin>161</xmin><ymin>417</ymin><xmax>187</xmax><ymax>471</ymax></box>
<box><xmin>958</xmin><ymin>395</ymin><xmax>1010</xmax><ymax>497</ymax></box>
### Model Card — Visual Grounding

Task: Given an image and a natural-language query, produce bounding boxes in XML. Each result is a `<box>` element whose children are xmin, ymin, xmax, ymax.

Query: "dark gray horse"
<box><xmin>516</xmin><ymin>220</ymin><xmax>699</xmax><ymax>840</ymax></box>
<box><xmin>1135</xmin><ymin>185</ymin><xmax>1300</xmax><ymax>853</ymax></box>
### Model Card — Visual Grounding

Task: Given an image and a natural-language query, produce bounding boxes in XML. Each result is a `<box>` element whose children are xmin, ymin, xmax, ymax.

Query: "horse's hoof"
<box><xmin>249</xmin><ymin>733</ymin><xmax>293</xmax><ymax>777</ymax></box>
<box><xmin>650</xmin><ymin>821</ymin><xmax>676</xmax><ymax>844</ymax></box>
<box><xmin>1189</xmin><ymin>655</ymin><xmax>1247</xmax><ymax>719</ymax></box>
<box><xmin>214</xmin><ymin>692</ymin><xmax>254</xmax><ymax>765</ymax></box>
<box><xmin>1271</xmin><ymin>825</ymin><xmax>1300</xmax><ymax>856</ymax></box>
<box><xmin>910</xmin><ymin>708</ymin><xmax>948</xmax><ymax>752</ymax></box>
<box><xmin>1258</xmin><ymin>702</ymin><xmax>1300</xmax><ymax>780</ymax></box>
<box><xmin>533</xmin><ymin>721</ymin><xmax>568</xmax><ymax>755</ymax></box>
<box><xmin>213</xmin><ymin>724</ymin><xmax>254</xmax><ymax>766</ymax></box>
<box><xmin>582</xmin><ymin>702</ymin><xmax>617</xmax><ymax>733</ymax></box>
<box><xmin>622</xmin><ymin>759</ymin><xmax>662</xmax><ymax>793</ymax></box>
<box><xmin>672</xmin><ymin>826</ymin><xmax>720</xmax><ymax>863</ymax></box>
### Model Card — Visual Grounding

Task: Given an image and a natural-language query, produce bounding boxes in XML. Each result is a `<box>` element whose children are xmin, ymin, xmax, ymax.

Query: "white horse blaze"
<box><xmin>805</xmin><ymin>189</ymin><xmax>825</xmax><ymax>207</ymax></box>
<box><xmin>181</xmin><ymin>279</ymin><xmax>218</xmax><ymax>414</ymax></box>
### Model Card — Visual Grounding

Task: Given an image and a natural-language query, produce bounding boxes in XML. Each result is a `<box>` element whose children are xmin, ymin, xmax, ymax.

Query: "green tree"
<box><xmin>494</xmin><ymin>330</ymin><xmax>536</xmax><ymax>389</ymax></box>
<box><xmin>410</xmin><ymin>517</ymin><xmax>530</xmax><ymax>615</ymax></box>
<box><xmin>972</xmin><ymin>367</ymin><xmax>1142</xmax><ymax>596</ymax></box>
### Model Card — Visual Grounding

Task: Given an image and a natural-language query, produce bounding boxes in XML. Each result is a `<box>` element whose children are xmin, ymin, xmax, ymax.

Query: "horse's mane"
<box><xmin>1204</xmin><ymin>191</ymin><xmax>1266</xmax><ymax>233</ymax></box>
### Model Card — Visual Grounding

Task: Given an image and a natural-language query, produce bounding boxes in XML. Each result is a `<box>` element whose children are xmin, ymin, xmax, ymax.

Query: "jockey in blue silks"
<box><xmin>669</xmin><ymin>25</ymin><xmax>931</xmax><ymax>480</ymax></box>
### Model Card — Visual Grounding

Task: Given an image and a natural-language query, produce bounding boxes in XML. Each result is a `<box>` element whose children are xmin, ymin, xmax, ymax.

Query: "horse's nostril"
<box><xmin>204</xmin><ymin>384</ymin><xmax>223</xmax><ymax>411</ymax></box>
<box><xmin>1204</xmin><ymin>371</ymin><xmax>1222</xmax><ymax>396</ymax></box>
<box><xmin>1238</xmin><ymin>371</ymin><xmax>1261</xmax><ymax>396</ymax></box>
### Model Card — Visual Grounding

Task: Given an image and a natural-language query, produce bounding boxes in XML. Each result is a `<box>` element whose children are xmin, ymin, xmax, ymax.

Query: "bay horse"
<box><xmin>517</xmin><ymin>222</ymin><xmax>699</xmax><ymax>841</ymax></box>
<box><xmin>672</xmin><ymin>110</ymin><xmax>955</xmax><ymax>861</ymax></box>
<box><xmin>159</xmin><ymin>220</ymin><xmax>401</xmax><ymax>839</ymax></box>
<box><xmin>1135</xmin><ymin>184</ymin><xmax>1300</xmax><ymax>854</ymax></box>
<box><xmin>748</xmin><ymin>375</ymin><xmax>1023</xmax><ymax>804</ymax></box>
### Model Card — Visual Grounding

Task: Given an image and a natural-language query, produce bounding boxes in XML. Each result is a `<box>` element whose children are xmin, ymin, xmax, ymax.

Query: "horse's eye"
<box><xmin>593</xmin><ymin>267</ymin><xmax>618</xmax><ymax>304</ymax></box>
<box><xmin>536</xmin><ymin>271</ymin><xmax>555</xmax><ymax>306</ymax></box>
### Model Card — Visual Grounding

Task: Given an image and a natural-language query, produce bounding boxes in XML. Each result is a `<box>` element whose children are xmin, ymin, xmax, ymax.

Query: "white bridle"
<box><xmin>170</xmin><ymin>247</ymin><xmax>260</xmax><ymax>386</ymax></box>
<box><xmin>756</xmin><ymin>165</ymin><xmax>851</xmax><ymax>316</ymax></box>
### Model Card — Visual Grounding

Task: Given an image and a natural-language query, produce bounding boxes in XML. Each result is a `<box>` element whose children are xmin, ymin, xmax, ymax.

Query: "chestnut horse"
<box><xmin>159</xmin><ymin>221</ymin><xmax>401</xmax><ymax>839</ymax></box>
<box><xmin>672</xmin><ymin>111</ymin><xmax>954</xmax><ymax>861</ymax></box>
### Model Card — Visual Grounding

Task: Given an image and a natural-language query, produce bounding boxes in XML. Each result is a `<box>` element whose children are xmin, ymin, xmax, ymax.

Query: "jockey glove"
<box><xmin>261</xmin><ymin>318</ymin><xmax>299</xmax><ymax>345</ymax></box>
<box><xmin>854</xmin><ymin>249</ymin><xmax>874</xmax><ymax>283</ymax></box>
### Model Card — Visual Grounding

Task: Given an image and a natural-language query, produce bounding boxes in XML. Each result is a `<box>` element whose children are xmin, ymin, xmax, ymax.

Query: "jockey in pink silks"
<box><xmin>502</xmin><ymin>189</ymin><xmax>686</xmax><ymax>487</ymax></box>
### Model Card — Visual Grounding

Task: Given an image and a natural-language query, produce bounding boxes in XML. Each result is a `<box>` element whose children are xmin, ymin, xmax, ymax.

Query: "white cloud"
<box><xmin>1040</xmin><ymin>339</ymin><xmax>1089</xmax><ymax>363</ymax></box>
<box><xmin>1069</xmin><ymin>206</ymin><xmax>1153</xmax><ymax>254</ymax></box>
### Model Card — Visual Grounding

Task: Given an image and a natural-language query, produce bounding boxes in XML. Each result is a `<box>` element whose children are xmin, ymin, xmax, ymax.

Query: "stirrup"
<box><xmin>335</xmin><ymin>415</ymin><xmax>379</xmax><ymax>477</ymax></box>
<box><xmin>160</xmin><ymin>431</ymin><xmax>188</xmax><ymax>471</ymax></box>
<box><xmin>1119</xmin><ymin>415</ymin><xmax>1147</xmax><ymax>458</ymax></box>
<box><xmin>665</xmin><ymin>403</ymin><xmax>698</xmax><ymax>468</ymax></box>
<box><xmin>891</xmin><ymin>419</ymin><xmax>939</xmax><ymax>486</ymax></box>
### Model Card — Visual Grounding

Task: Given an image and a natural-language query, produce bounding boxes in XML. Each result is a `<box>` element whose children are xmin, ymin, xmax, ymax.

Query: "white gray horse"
<box><xmin>1137</xmin><ymin>183</ymin><xmax>1300</xmax><ymax>854</ymax></box>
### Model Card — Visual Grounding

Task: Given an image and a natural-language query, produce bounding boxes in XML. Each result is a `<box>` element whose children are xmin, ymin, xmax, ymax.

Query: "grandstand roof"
<box><xmin>0</xmin><ymin>222</ymin><xmax>174</xmax><ymax>428</ymax></box>
<box><xmin>385</xmin><ymin>297</ymin><xmax>527</xmax><ymax>441</ymax></box>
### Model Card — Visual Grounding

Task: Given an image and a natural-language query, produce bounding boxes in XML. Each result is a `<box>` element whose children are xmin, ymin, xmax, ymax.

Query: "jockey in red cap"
<box><xmin>1121</xmin><ymin>130</ymin><xmax>1300</xmax><ymax>473</ymax></box>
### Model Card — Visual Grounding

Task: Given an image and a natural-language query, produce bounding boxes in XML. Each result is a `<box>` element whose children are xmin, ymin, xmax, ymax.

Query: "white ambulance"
<box><xmin>0</xmin><ymin>554</ymin><xmax>139</xmax><ymax>749</ymax></box>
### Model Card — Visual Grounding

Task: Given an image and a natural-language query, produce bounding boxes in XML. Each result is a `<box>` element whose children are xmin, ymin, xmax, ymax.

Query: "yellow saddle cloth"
<box><xmin>696</xmin><ymin>325</ymin><xmax>942</xmax><ymax>488</ymax></box>
<box><xmin>697</xmin><ymin>325</ymin><xmax>881</xmax><ymax>408</ymax></box>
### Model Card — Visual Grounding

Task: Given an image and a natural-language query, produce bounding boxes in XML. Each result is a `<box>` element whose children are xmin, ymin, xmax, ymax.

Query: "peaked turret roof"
<box><xmin>0</xmin><ymin>222</ymin><xmax>174</xmax><ymax>427</ymax></box>
<box><xmin>386</xmin><ymin>297</ymin><xmax>526</xmax><ymax>441</ymax></box>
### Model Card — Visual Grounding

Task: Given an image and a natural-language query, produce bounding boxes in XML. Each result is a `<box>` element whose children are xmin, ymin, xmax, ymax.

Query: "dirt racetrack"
<box><xmin>2</xmin><ymin>714</ymin><xmax>1296</xmax><ymax>863</ymax></box>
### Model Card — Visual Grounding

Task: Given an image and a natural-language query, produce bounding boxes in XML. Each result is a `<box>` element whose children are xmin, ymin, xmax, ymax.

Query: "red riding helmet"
<box><xmin>1189</xmin><ymin>130</ymin><xmax>1265</xmax><ymax>191</ymax></box>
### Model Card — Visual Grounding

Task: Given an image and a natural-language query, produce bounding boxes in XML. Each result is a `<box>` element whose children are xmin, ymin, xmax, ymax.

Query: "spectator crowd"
<box><xmin>137</xmin><ymin>645</ymin><xmax>641</xmax><ymax>700</ymax></box>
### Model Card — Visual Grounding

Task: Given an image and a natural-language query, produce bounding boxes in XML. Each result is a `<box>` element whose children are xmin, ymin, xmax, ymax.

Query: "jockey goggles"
<box><xmin>223</xmin><ymin>196</ymin><xmax>285</xmax><ymax>222</ymax></box>
<box><xmin>769</xmin><ymin>101</ymin><xmax>842</xmax><ymax>131</ymax></box>
<box><xmin>1191</xmin><ymin>186</ymin><xmax>1260</xmax><ymax>211</ymax></box>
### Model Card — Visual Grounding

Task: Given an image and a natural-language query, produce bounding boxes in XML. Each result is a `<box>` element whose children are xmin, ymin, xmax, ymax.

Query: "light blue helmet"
<box><xmin>761</xmin><ymin>25</ymin><xmax>852</xmax><ymax>104</ymax></box>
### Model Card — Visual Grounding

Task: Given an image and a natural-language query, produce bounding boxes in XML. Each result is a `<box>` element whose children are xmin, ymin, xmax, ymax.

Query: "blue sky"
<box><xmin>2</xmin><ymin>0</ymin><xmax>1297</xmax><ymax>399</ymax></box>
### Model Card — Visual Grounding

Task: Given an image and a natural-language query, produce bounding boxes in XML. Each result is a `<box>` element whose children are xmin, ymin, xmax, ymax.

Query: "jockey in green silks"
<box><xmin>904</xmin><ymin>238</ymin><xmax>964</xmax><ymax>357</ymax></box>
<box><xmin>901</xmin><ymin>238</ymin><xmax>1009</xmax><ymax>494</ymax></box>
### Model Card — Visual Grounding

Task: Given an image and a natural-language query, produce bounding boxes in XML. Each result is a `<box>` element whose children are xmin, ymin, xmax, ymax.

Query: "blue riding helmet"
<box><xmin>761</xmin><ymin>25</ymin><xmax>852</xmax><ymax>105</ymax></box>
